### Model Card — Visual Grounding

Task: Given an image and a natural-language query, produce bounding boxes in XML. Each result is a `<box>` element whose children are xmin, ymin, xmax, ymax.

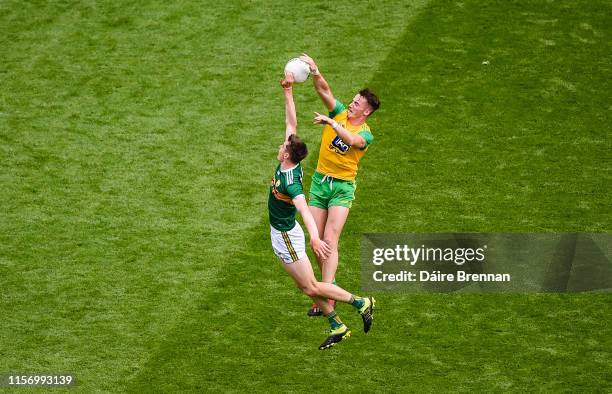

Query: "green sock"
<box><xmin>325</xmin><ymin>311</ymin><xmax>343</xmax><ymax>330</ymax></box>
<box><xmin>350</xmin><ymin>295</ymin><xmax>365</xmax><ymax>309</ymax></box>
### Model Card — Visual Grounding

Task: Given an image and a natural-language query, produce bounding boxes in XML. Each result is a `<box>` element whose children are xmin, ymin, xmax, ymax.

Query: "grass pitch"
<box><xmin>1</xmin><ymin>0</ymin><xmax>610</xmax><ymax>392</ymax></box>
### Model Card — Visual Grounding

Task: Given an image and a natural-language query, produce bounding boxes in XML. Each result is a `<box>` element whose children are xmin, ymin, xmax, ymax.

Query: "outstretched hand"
<box><xmin>313</xmin><ymin>111</ymin><xmax>333</xmax><ymax>125</ymax></box>
<box><xmin>281</xmin><ymin>72</ymin><xmax>294</xmax><ymax>89</ymax></box>
<box><xmin>311</xmin><ymin>238</ymin><xmax>331</xmax><ymax>261</ymax></box>
<box><xmin>299</xmin><ymin>53</ymin><xmax>317</xmax><ymax>72</ymax></box>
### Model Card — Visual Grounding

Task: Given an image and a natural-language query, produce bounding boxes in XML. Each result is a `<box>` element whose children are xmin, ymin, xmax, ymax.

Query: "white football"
<box><xmin>284</xmin><ymin>58</ymin><xmax>310</xmax><ymax>83</ymax></box>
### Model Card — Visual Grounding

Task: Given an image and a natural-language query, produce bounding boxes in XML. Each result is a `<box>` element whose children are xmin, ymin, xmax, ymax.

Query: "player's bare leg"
<box><xmin>321</xmin><ymin>205</ymin><xmax>350</xmax><ymax>283</ymax></box>
<box><xmin>283</xmin><ymin>256</ymin><xmax>349</xmax><ymax>349</ymax></box>
<box><xmin>282</xmin><ymin>256</ymin><xmax>373</xmax><ymax>349</ymax></box>
<box><xmin>282</xmin><ymin>257</ymin><xmax>354</xmax><ymax>302</ymax></box>
<box><xmin>307</xmin><ymin>205</ymin><xmax>349</xmax><ymax>316</ymax></box>
<box><xmin>308</xmin><ymin>206</ymin><xmax>328</xmax><ymax>273</ymax></box>
<box><xmin>319</xmin><ymin>206</ymin><xmax>375</xmax><ymax>334</ymax></box>
<box><xmin>306</xmin><ymin>206</ymin><xmax>330</xmax><ymax>316</ymax></box>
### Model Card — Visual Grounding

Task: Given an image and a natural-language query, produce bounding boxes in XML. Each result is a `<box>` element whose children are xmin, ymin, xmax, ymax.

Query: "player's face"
<box><xmin>277</xmin><ymin>141</ymin><xmax>289</xmax><ymax>161</ymax></box>
<box><xmin>347</xmin><ymin>94</ymin><xmax>372</xmax><ymax>118</ymax></box>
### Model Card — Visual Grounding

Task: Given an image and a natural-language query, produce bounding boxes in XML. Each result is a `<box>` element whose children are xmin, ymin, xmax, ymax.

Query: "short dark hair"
<box><xmin>359</xmin><ymin>88</ymin><xmax>380</xmax><ymax>114</ymax></box>
<box><xmin>287</xmin><ymin>134</ymin><xmax>308</xmax><ymax>163</ymax></box>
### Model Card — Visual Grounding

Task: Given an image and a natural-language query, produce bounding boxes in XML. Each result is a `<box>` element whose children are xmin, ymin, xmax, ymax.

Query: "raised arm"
<box><xmin>313</xmin><ymin>112</ymin><xmax>367</xmax><ymax>149</ymax></box>
<box><xmin>300</xmin><ymin>53</ymin><xmax>336</xmax><ymax>112</ymax></box>
<box><xmin>281</xmin><ymin>75</ymin><xmax>297</xmax><ymax>140</ymax></box>
<box><xmin>293</xmin><ymin>196</ymin><xmax>331</xmax><ymax>260</ymax></box>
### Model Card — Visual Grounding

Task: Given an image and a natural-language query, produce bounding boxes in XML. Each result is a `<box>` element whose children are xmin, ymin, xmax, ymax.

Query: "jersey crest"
<box><xmin>271</xmin><ymin>175</ymin><xmax>293</xmax><ymax>204</ymax></box>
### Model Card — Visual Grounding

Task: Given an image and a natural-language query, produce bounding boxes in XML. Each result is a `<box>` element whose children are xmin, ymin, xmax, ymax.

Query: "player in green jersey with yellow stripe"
<box><xmin>268</xmin><ymin>74</ymin><xmax>375</xmax><ymax>350</ymax></box>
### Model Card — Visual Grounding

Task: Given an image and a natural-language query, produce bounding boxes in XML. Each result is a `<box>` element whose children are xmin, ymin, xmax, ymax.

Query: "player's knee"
<box><xmin>323</xmin><ymin>237</ymin><xmax>338</xmax><ymax>250</ymax></box>
<box><xmin>301</xmin><ymin>282</ymin><xmax>320</xmax><ymax>298</ymax></box>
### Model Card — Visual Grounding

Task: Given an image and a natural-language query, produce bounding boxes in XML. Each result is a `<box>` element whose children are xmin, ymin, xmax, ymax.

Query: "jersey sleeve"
<box><xmin>329</xmin><ymin>99</ymin><xmax>346</xmax><ymax>119</ymax></box>
<box><xmin>286</xmin><ymin>182</ymin><xmax>304</xmax><ymax>199</ymax></box>
<box><xmin>358</xmin><ymin>130</ymin><xmax>374</xmax><ymax>149</ymax></box>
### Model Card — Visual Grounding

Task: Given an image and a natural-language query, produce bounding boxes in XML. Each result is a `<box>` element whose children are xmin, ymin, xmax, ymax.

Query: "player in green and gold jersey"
<box><xmin>268</xmin><ymin>74</ymin><xmax>375</xmax><ymax>350</ymax></box>
<box><xmin>299</xmin><ymin>54</ymin><xmax>380</xmax><ymax>316</ymax></box>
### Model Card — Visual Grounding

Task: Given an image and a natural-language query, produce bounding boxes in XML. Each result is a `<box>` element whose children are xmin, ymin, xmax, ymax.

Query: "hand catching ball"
<box><xmin>284</xmin><ymin>58</ymin><xmax>310</xmax><ymax>83</ymax></box>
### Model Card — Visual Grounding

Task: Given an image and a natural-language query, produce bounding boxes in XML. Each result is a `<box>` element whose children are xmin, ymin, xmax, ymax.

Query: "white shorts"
<box><xmin>270</xmin><ymin>222</ymin><xmax>307</xmax><ymax>264</ymax></box>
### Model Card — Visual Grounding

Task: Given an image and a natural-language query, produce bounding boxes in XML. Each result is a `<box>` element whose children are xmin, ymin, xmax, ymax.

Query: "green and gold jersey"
<box><xmin>268</xmin><ymin>163</ymin><xmax>304</xmax><ymax>231</ymax></box>
<box><xmin>316</xmin><ymin>100</ymin><xmax>374</xmax><ymax>181</ymax></box>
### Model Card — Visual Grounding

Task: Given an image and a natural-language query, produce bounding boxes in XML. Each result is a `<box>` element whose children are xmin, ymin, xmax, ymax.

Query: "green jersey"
<box><xmin>268</xmin><ymin>163</ymin><xmax>304</xmax><ymax>231</ymax></box>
